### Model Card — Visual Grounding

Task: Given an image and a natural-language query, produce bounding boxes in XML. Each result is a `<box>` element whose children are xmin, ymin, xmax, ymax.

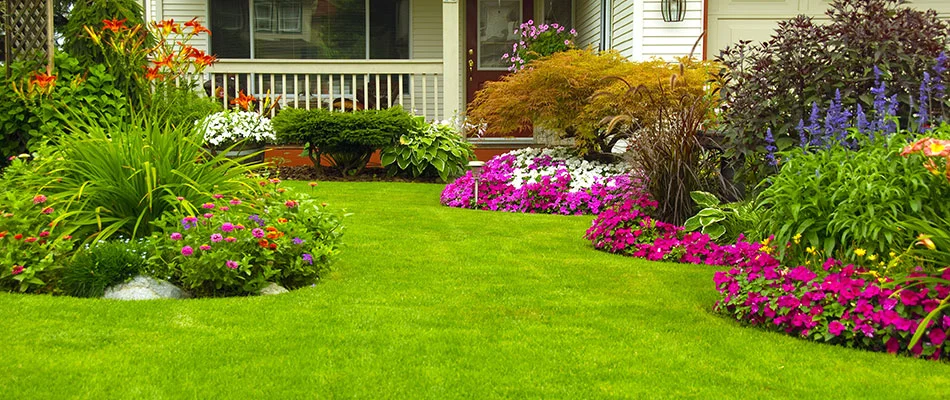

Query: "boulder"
<box><xmin>103</xmin><ymin>275</ymin><xmax>189</xmax><ymax>300</ymax></box>
<box><xmin>259</xmin><ymin>282</ymin><xmax>289</xmax><ymax>296</ymax></box>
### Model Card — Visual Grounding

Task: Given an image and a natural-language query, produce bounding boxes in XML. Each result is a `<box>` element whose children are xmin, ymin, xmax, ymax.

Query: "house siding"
<box><xmin>574</xmin><ymin>0</ymin><xmax>601</xmax><ymax>50</ymax></box>
<box><xmin>641</xmin><ymin>0</ymin><xmax>703</xmax><ymax>60</ymax></box>
<box><xmin>610</xmin><ymin>0</ymin><xmax>635</xmax><ymax>58</ymax></box>
<box><xmin>162</xmin><ymin>0</ymin><xmax>210</xmax><ymax>52</ymax></box>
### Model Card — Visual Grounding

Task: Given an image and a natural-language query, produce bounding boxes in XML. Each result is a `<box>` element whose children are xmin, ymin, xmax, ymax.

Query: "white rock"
<box><xmin>259</xmin><ymin>282</ymin><xmax>289</xmax><ymax>296</ymax></box>
<box><xmin>103</xmin><ymin>275</ymin><xmax>188</xmax><ymax>300</ymax></box>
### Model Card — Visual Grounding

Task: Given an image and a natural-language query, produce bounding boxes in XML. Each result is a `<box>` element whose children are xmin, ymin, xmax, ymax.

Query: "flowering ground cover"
<box><xmin>1</xmin><ymin>181</ymin><xmax>948</xmax><ymax>398</ymax></box>
<box><xmin>441</xmin><ymin>147</ymin><xmax>641</xmax><ymax>215</ymax></box>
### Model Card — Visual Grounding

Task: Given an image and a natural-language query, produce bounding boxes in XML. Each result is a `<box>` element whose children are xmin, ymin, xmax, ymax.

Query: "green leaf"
<box><xmin>689</xmin><ymin>191</ymin><xmax>720</xmax><ymax>207</ymax></box>
<box><xmin>704</xmin><ymin>224</ymin><xmax>726</xmax><ymax>239</ymax></box>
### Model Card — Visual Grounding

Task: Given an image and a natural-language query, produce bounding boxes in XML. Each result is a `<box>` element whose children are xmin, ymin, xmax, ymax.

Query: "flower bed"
<box><xmin>440</xmin><ymin>147</ymin><xmax>641</xmax><ymax>215</ymax></box>
<box><xmin>586</xmin><ymin>197</ymin><xmax>950</xmax><ymax>360</ymax></box>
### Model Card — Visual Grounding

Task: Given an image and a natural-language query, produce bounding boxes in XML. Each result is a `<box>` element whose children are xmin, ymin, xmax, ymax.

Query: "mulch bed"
<box><xmin>270</xmin><ymin>165</ymin><xmax>444</xmax><ymax>183</ymax></box>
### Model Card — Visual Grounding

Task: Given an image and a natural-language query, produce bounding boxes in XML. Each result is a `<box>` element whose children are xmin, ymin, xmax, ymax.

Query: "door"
<box><xmin>466</xmin><ymin>0</ymin><xmax>534</xmax><ymax>136</ymax></box>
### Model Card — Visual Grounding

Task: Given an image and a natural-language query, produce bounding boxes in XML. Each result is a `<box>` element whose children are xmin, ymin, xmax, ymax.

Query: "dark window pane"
<box><xmin>369</xmin><ymin>0</ymin><xmax>410</xmax><ymax>59</ymax></box>
<box><xmin>544</xmin><ymin>0</ymin><xmax>573</xmax><ymax>27</ymax></box>
<box><xmin>210</xmin><ymin>0</ymin><xmax>251</xmax><ymax>58</ymax></box>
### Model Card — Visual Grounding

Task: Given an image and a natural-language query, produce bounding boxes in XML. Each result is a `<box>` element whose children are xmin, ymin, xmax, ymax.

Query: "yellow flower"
<box><xmin>930</xmin><ymin>142</ymin><xmax>946</xmax><ymax>155</ymax></box>
<box><xmin>854</xmin><ymin>248</ymin><xmax>866</xmax><ymax>257</ymax></box>
<box><xmin>917</xmin><ymin>234</ymin><xmax>937</xmax><ymax>251</ymax></box>
<box><xmin>806</xmin><ymin>246</ymin><xmax>817</xmax><ymax>254</ymax></box>
<box><xmin>867</xmin><ymin>254</ymin><xmax>878</xmax><ymax>261</ymax></box>
<box><xmin>759</xmin><ymin>245</ymin><xmax>771</xmax><ymax>253</ymax></box>
<box><xmin>761</xmin><ymin>237</ymin><xmax>772</xmax><ymax>246</ymax></box>
<box><xmin>889</xmin><ymin>251</ymin><xmax>897</xmax><ymax>258</ymax></box>
<box><xmin>792</xmin><ymin>233</ymin><xmax>802</xmax><ymax>244</ymax></box>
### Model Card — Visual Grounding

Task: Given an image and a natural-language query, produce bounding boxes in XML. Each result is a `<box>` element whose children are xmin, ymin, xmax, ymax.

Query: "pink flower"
<box><xmin>170</xmin><ymin>232</ymin><xmax>183</xmax><ymax>240</ymax></box>
<box><xmin>221</xmin><ymin>222</ymin><xmax>235</xmax><ymax>232</ymax></box>
<box><xmin>176</xmin><ymin>196</ymin><xmax>185</xmax><ymax>201</ymax></box>
<box><xmin>201</xmin><ymin>203</ymin><xmax>215</xmax><ymax>209</ymax></box>
<box><xmin>285</xmin><ymin>200</ymin><xmax>298</xmax><ymax>208</ymax></box>
<box><xmin>38</xmin><ymin>231</ymin><xmax>49</xmax><ymax>238</ymax></box>
<box><xmin>199</xmin><ymin>244</ymin><xmax>211</xmax><ymax>251</ymax></box>
<box><xmin>11</xmin><ymin>265</ymin><xmax>23</xmax><ymax>275</ymax></box>
<box><xmin>226</xmin><ymin>260</ymin><xmax>239</xmax><ymax>269</ymax></box>
<box><xmin>210</xmin><ymin>233</ymin><xmax>223</xmax><ymax>242</ymax></box>
<box><xmin>564</xmin><ymin>40</ymin><xmax>570</xmax><ymax>45</ymax></box>
<box><xmin>220</xmin><ymin>206</ymin><xmax>230</xmax><ymax>212</ymax></box>
<box><xmin>213</xmin><ymin>194</ymin><xmax>224</xmax><ymax>199</ymax></box>
<box><xmin>930</xmin><ymin>328</ymin><xmax>947</xmax><ymax>346</ymax></box>
<box><xmin>42</xmin><ymin>207</ymin><xmax>53</xmax><ymax>214</ymax></box>
<box><xmin>32</xmin><ymin>195</ymin><xmax>47</xmax><ymax>204</ymax></box>
<box><xmin>828</xmin><ymin>321</ymin><xmax>844</xmax><ymax>336</ymax></box>
<box><xmin>181</xmin><ymin>246</ymin><xmax>194</xmax><ymax>256</ymax></box>
<box><xmin>229</xmin><ymin>199</ymin><xmax>241</xmax><ymax>205</ymax></box>
<box><xmin>252</xmin><ymin>228</ymin><xmax>265</xmax><ymax>238</ymax></box>
<box><xmin>225</xmin><ymin>236</ymin><xmax>236</xmax><ymax>242</ymax></box>
<box><xmin>203</xmin><ymin>213</ymin><xmax>214</xmax><ymax>219</ymax></box>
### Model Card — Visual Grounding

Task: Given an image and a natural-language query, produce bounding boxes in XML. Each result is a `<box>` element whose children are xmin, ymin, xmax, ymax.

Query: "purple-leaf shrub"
<box><xmin>587</xmin><ymin>199</ymin><xmax>950</xmax><ymax>360</ymax></box>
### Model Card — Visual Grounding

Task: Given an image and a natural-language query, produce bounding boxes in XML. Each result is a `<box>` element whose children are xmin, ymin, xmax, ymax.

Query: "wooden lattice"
<box><xmin>4</xmin><ymin>0</ymin><xmax>53</xmax><ymax>75</ymax></box>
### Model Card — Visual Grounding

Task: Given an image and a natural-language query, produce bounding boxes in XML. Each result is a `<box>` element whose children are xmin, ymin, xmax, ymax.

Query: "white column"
<box><xmin>442</xmin><ymin>0</ymin><xmax>462</xmax><ymax>123</ymax></box>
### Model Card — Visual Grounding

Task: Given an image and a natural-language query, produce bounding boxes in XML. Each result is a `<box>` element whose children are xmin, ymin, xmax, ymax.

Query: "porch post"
<box><xmin>442</xmin><ymin>0</ymin><xmax>463</xmax><ymax>122</ymax></box>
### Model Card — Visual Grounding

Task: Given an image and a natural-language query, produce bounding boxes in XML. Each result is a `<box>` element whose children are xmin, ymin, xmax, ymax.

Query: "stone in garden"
<box><xmin>259</xmin><ymin>282</ymin><xmax>289</xmax><ymax>295</ymax></box>
<box><xmin>103</xmin><ymin>275</ymin><xmax>189</xmax><ymax>300</ymax></box>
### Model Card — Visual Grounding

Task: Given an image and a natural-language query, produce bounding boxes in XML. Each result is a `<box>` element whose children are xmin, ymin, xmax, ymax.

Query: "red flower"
<box><xmin>11</xmin><ymin>265</ymin><xmax>23</xmax><ymax>275</ymax></box>
<box><xmin>152</xmin><ymin>19</ymin><xmax>181</xmax><ymax>35</ymax></box>
<box><xmin>38</xmin><ymin>231</ymin><xmax>49</xmax><ymax>238</ymax></box>
<box><xmin>32</xmin><ymin>194</ymin><xmax>47</xmax><ymax>204</ymax></box>
<box><xmin>102</xmin><ymin>18</ymin><xmax>128</xmax><ymax>33</ymax></box>
<box><xmin>13</xmin><ymin>234</ymin><xmax>22</xmax><ymax>240</ymax></box>
<box><xmin>24</xmin><ymin>237</ymin><xmax>37</xmax><ymax>243</ymax></box>
<box><xmin>0</xmin><ymin>231</ymin><xmax>6</xmax><ymax>239</ymax></box>
<box><xmin>42</xmin><ymin>207</ymin><xmax>53</xmax><ymax>214</ymax></box>
<box><xmin>258</xmin><ymin>239</ymin><xmax>269</xmax><ymax>248</ymax></box>
<box><xmin>30</xmin><ymin>72</ymin><xmax>57</xmax><ymax>89</ymax></box>
<box><xmin>268</xmin><ymin>243</ymin><xmax>277</xmax><ymax>250</ymax></box>
<box><xmin>63</xmin><ymin>235</ymin><xmax>72</xmax><ymax>240</ymax></box>
<box><xmin>230</xmin><ymin>90</ymin><xmax>257</xmax><ymax>111</ymax></box>
<box><xmin>153</xmin><ymin>54</ymin><xmax>174</xmax><ymax>69</ymax></box>
<box><xmin>144</xmin><ymin>65</ymin><xmax>162</xmax><ymax>80</ymax></box>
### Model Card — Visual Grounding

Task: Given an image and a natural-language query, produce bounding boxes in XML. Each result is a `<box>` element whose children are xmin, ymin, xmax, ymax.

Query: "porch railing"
<box><xmin>204</xmin><ymin>59</ymin><xmax>445</xmax><ymax>121</ymax></box>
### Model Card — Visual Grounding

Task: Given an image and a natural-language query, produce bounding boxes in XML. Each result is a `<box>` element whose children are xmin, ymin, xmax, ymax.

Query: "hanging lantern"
<box><xmin>661</xmin><ymin>0</ymin><xmax>687</xmax><ymax>23</ymax></box>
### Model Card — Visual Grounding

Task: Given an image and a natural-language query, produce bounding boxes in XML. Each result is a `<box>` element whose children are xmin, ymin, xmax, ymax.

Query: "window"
<box><xmin>210</xmin><ymin>0</ymin><xmax>410</xmax><ymax>60</ymax></box>
<box><xmin>543</xmin><ymin>0</ymin><xmax>573</xmax><ymax>28</ymax></box>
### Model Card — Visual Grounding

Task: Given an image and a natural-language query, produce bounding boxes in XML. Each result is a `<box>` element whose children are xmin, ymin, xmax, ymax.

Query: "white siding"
<box><xmin>162</xmin><ymin>0</ymin><xmax>210</xmax><ymax>52</ymax></box>
<box><xmin>610</xmin><ymin>0</ymin><xmax>636</xmax><ymax>58</ymax></box>
<box><xmin>410</xmin><ymin>0</ymin><xmax>443</xmax><ymax>120</ymax></box>
<box><xmin>574</xmin><ymin>0</ymin><xmax>601</xmax><ymax>50</ymax></box>
<box><xmin>640</xmin><ymin>0</ymin><xmax>703</xmax><ymax>60</ymax></box>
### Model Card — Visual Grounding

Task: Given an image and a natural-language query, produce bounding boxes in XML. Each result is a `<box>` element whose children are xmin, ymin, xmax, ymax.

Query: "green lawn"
<box><xmin>1</xmin><ymin>181</ymin><xmax>948</xmax><ymax>398</ymax></box>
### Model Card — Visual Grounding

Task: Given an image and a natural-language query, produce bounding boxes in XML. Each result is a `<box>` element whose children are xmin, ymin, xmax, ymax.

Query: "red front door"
<box><xmin>466</xmin><ymin>0</ymin><xmax>534</xmax><ymax>137</ymax></box>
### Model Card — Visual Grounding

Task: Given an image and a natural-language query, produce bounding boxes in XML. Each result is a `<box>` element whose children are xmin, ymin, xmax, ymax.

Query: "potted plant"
<box><xmin>197</xmin><ymin>108</ymin><xmax>275</xmax><ymax>163</ymax></box>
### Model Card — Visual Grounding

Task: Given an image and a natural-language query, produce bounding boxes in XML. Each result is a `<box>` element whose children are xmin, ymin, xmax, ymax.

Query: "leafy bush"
<box><xmin>755</xmin><ymin>127</ymin><xmax>950</xmax><ymax>266</ymax></box>
<box><xmin>380</xmin><ymin>116</ymin><xmax>475</xmax><ymax>181</ymax></box>
<box><xmin>683</xmin><ymin>192</ymin><xmax>761</xmax><ymax>242</ymax></box>
<box><xmin>272</xmin><ymin>107</ymin><xmax>413</xmax><ymax>176</ymax></box>
<box><xmin>61</xmin><ymin>240</ymin><xmax>148</xmax><ymax>298</ymax></box>
<box><xmin>149</xmin><ymin>181</ymin><xmax>345</xmax><ymax>296</ymax></box>
<box><xmin>504</xmin><ymin>20</ymin><xmax>577</xmax><ymax>71</ymax></box>
<box><xmin>441</xmin><ymin>147</ymin><xmax>641</xmax><ymax>215</ymax></box>
<box><xmin>469</xmin><ymin>50</ymin><xmax>715</xmax><ymax>155</ymax></box>
<box><xmin>6</xmin><ymin>112</ymin><xmax>262</xmax><ymax>242</ymax></box>
<box><xmin>716</xmin><ymin>0</ymin><xmax>950</xmax><ymax>184</ymax></box>
<box><xmin>0</xmin><ymin>169</ymin><xmax>75</xmax><ymax>293</ymax></box>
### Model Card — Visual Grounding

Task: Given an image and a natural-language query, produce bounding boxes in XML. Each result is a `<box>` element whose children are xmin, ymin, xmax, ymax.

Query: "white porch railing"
<box><xmin>204</xmin><ymin>59</ymin><xmax>445</xmax><ymax>121</ymax></box>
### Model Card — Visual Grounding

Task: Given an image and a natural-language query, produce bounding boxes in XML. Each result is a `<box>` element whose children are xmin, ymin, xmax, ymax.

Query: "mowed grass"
<box><xmin>1</xmin><ymin>181</ymin><xmax>948</xmax><ymax>398</ymax></box>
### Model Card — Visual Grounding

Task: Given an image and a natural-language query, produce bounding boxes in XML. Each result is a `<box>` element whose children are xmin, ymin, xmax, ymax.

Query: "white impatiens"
<box><xmin>506</xmin><ymin>147</ymin><xmax>629</xmax><ymax>191</ymax></box>
<box><xmin>198</xmin><ymin>110</ymin><xmax>276</xmax><ymax>149</ymax></box>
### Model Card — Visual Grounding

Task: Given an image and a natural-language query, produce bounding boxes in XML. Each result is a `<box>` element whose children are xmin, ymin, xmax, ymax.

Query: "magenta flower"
<box><xmin>285</xmin><ymin>200</ymin><xmax>298</xmax><ymax>208</ymax></box>
<box><xmin>42</xmin><ymin>207</ymin><xmax>53</xmax><ymax>214</ymax></box>
<box><xmin>176</xmin><ymin>196</ymin><xmax>185</xmax><ymax>201</ymax></box>
<box><xmin>11</xmin><ymin>265</ymin><xmax>24</xmax><ymax>275</ymax></box>
<box><xmin>201</xmin><ymin>203</ymin><xmax>215</xmax><ymax>209</ymax></box>
<box><xmin>252</xmin><ymin>228</ymin><xmax>265</xmax><ymax>238</ymax></box>
<box><xmin>292</xmin><ymin>237</ymin><xmax>304</xmax><ymax>245</ymax></box>
<box><xmin>221</xmin><ymin>222</ymin><xmax>235</xmax><ymax>233</ymax></box>
<box><xmin>170</xmin><ymin>232</ymin><xmax>183</xmax><ymax>240</ymax></box>
<box><xmin>302</xmin><ymin>253</ymin><xmax>313</xmax><ymax>265</ymax></box>
<box><xmin>32</xmin><ymin>194</ymin><xmax>46</xmax><ymax>204</ymax></box>
<box><xmin>203</xmin><ymin>213</ymin><xmax>214</xmax><ymax>219</ymax></box>
<box><xmin>199</xmin><ymin>244</ymin><xmax>211</xmax><ymax>251</ymax></box>
<box><xmin>828</xmin><ymin>321</ymin><xmax>845</xmax><ymax>336</ymax></box>
<box><xmin>181</xmin><ymin>246</ymin><xmax>194</xmax><ymax>256</ymax></box>
<box><xmin>220</xmin><ymin>206</ymin><xmax>230</xmax><ymax>212</ymax></box>
<box><xmin>213</xmin><ymin>194</ymin><xmax>224</xmax><ymax>199</ymax></box>
<box><xmin>229</xmin><ymin>199</ymin><xmax>241</xmax><ymax>205</ymax></box>
<box><xmin>226</xmin><ymin>260</ymin><xmax>239</xmax><ymax>269</ymax></box>
<box><xmin>182</xmin><ymin>216</ymin><xmax>199</xmax><ymax>229</ymax></box>
<box><xmin>210</xmin><ymin>233</ymin><xmax>223</xmax><ymax>242</ymax></box>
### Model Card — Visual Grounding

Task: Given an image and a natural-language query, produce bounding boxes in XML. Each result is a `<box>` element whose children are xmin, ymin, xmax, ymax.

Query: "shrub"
<box><xmin>148</xmin><ymin>181</ymin><xmax>345</xmax><ymax>296</ymax></box>
<box><xmin>61</xmin><ymin>240</ymin><xmax>148</xmax><ymax>298</ymax></box>
<box><xmin>380</xmin><ymin>116</ymin><xmax>475</xmax><ymax>181</ymax></box>
<box><xmin>683</xmin><ymin>192</ymin><xmax>762</xmax><ymax>243</ymax></box>
<box><xmin>716</xmin><ymin>0</ymin><xmax>950</xmax><ymax>185</ymax></box>
<box><xmin>440</xmin><ymin>147</ymin><xmax>641</xmax><ymax>215</ymax></box>
<box><xmin>504</xmin><ymin>20</ymin><xmax>577</xmax><ymax>71</ymax></box>
<box><xmin>272</xmin><ymin>107</ymin><xmax>413</xmax><ymax>176</ymax></box>
<box><xmin>755</xmin><ymin>127</ymin><xmax>950</xmax><ymax>266</ymax></box>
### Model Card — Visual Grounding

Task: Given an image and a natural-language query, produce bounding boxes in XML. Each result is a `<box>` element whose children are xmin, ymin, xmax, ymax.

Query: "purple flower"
<box><xmin>252</xmin><ymin>228</ymin><xmax>265</xmax><ymax>238</ymax></box>
<box><xmin>181</xmin><ymin>246</ymin><xmax>194</xmax><ymax>256</ymax></box>
<box><xmin>249</xmin><ymin>214</ymin><xmax>265</xmax><ymax>227</ymax></box>
<box><xmin>302</xmin><ymin>253</ymin><xmax>313</xmax><ymax>265</ymax></box>
<box><xmin>764</xmin><ymin>128</ymin><xmax>778</xmax><ymax>167</ymax></box>
<box><xmin>182</xmin><ymin>216</ymin><xmax>199</xmax><ymax>229</ymax></box>
<box><xmin>292</xmin><ymin>237</ymin><xmax>304</xmax><ymax>245</ymax></box>
<box><xmin>210</xmin><ymin>233</ymin><xmax>223</xmax><ymax>243</ymax></box>
<box><xmin>170</xmin><ymin>232</ymin><xmax>183</xmax><ymax>241</ymax></box>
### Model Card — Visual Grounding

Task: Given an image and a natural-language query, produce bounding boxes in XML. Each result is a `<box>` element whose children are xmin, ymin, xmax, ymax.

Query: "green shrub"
<box><xmin>148</xmin><ymin>182</ymin><xmax>345</xmax><ymax>296</ymax></box>
<box><xmin>62</xmin><ymin>0</ymin><xmax>148</xmax><ymax>67</ymax></box>
<box><xmin>380</xmin><ymin>116</ymin><xmax>475</xmax><ymax>181</ymax></box>
<box><xmin>272</xmin><ymin>106</ymin><xmax>413</xmax><ymax>176</ymax></box>
<box><xmin>716</xmin><ymin>0</ymin><xmax>950</xmax><ymax>186</ymax></box>
<box><xmin>755</xmin><ymin>127</ymin><xmax>950</xmax><ymax>266</ymax></box>
<box><xmin>683</xmin><ymin>192</ymin><xmax>762</xmax><ymax>243</ymax></box>
<box><xmin>61</xmin><ymin>240</ymin><xmax>148</xmax><ymax>298</ymax></box>
<box><xmin>7</xmin><ymin>111</ymin><xmax>262</xmax><ymax>242</ymax></box>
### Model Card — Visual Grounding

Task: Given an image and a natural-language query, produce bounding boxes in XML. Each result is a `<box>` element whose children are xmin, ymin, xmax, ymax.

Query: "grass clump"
<box><xmin>60</xmin><ymin>240</ymin><xmax>148</xmax><ymax>298</ymax></box>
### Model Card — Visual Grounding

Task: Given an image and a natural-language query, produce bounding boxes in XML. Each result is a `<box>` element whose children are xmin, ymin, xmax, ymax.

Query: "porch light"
<box><xmin>661</xmin><ymin>0</ymin><xmax>687</xmax><ymax>23</ymax></box>
<box><xmin>468</xmin><ymin>161</ymin><xmax>485</xmax><ymax>207</ymax></box>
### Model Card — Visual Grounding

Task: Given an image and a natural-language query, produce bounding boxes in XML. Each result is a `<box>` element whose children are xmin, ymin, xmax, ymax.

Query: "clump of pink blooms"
<box><xmin>502</xmin><ymin>20</ymin><xmax>577</xmax><ymax>72</ymax></box>
<box><xmin>586</xmin><ymin>195</ymin><xmax>950</xmax><ymax>360</ymax></box>
<box><xmin>441</xmin><ymin>147</ymin><xmax>643</xmax><ymax>215</ymax></box>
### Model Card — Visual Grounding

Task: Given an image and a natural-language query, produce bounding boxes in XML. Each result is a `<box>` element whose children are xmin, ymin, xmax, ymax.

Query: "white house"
<box><xmin>139</xmin><ymin>0</ymin><xmax>950</xmax><ymax>145</ymax></box>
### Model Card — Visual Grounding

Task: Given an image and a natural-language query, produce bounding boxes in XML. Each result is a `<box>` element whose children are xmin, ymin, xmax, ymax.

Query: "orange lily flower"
<box><xmin>231</xmin><ymin>90</ymin><xmax>257</xmax><ymax>111</ymax></box>
<box><xmin>102</xmin><ymin>18</ymin><xmax>127</xmax><ymax>33</ymax></box>
<box><xmin>153</xmin><ymin>54</ymin><xmax>174</xmax><ymax>69</ymax></box>
<box><xmin>144</xmin><ymin>65</ymin><xmax>163</xmax><ymax>80</ymax></box>
<box><xmin>30</xmin><ymin>72</ymin><xmax>57</xmax><ymax>89</ymax></box>
<box><xmin>152</xmin><ymin>19</ymin><xmax>180</xmax><ymax>35</ymax></box>
<box><xmin>184</xmin><ymin>17</ymin><xmax>211</xmax><ymax>35</ymax></box>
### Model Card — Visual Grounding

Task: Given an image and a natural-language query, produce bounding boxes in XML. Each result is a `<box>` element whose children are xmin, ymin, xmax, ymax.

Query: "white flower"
<box><xmin>197</xmin><ymin>110</ymin><xmax>276</xmax><ymax>148</ymax></box>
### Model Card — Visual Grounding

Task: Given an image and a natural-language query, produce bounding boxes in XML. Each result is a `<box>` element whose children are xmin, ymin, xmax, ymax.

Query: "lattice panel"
<box><xmin>4</xmin><ymin>0</ymin><xmax>51</xmax><ymax>66</ymax></box>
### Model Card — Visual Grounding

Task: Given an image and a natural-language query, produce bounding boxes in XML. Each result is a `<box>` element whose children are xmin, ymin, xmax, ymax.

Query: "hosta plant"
<box><xmin>380</xmin><ymin>116</ymin><xmax>475</xmax><ymax>181</ymax></box>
